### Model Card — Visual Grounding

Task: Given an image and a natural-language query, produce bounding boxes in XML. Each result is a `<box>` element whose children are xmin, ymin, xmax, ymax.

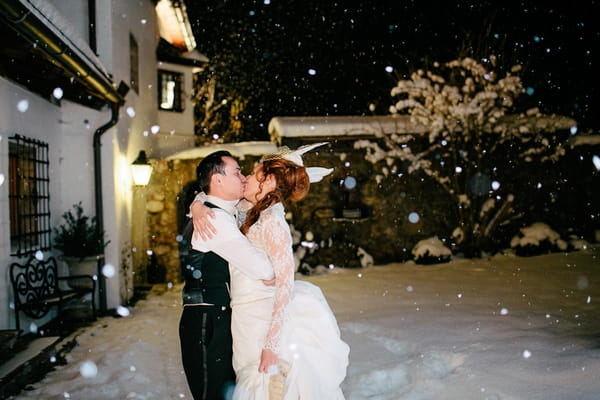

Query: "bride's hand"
<box><xmin>191</xmin><ymin>201</ymin><xmax>216</xmax><ymax>240</ymax></box>
<box><xmin>261</xmin><ymin>277</ymin><xmax>276</xmax><ymax>286</ymax></box>
<box><xmin>258</xmin><ymin>348</ymin><xmax>279</xmax><ymax>374</ymax></box>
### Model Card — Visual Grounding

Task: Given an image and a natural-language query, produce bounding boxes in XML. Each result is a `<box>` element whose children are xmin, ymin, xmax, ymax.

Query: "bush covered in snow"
<box><xmin>510</xmin><ymin>223</ymin><xmax>592</xmax><ymax>257</ymax></box>
<box><xmin>356</xmin><ymin>57</ymin><xmax>576</xmax><ymax>257</ymax></box>
<box><xmin>357</xmin><ymin>247</ymin><xmax>374</xmax><ymax>268</ymax></box>
<box><xmin>412</xmin><ymin>237</ymin><xmax>452</xmax><ymax>265</ymax></box>
<box><xmin>510</xmin><ymin>222</ymin><xmax>568</xmax><ymax>256</ymax></box>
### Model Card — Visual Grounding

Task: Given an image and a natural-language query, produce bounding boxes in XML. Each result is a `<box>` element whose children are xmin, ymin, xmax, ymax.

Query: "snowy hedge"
<box><xmin>412</xmin><ymin>237</ymin><xmax>452</xmax><ymax>265</ymax></box>
<box><xmin>510</xmin><ymin>222</ymin><xmax>568</xmax><ymax>256</ymax></box>
<box><xmin>510</xmin><ymin>222</ymin><xmax>591</xmax><ymax>257</ymax></box>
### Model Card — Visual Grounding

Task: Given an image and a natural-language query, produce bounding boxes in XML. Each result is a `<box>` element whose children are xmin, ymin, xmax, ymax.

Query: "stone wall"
<box><xmin>286</xmin><ymin>147</ymin><xmax>452</xmax><ymax>268</ymax></box>
<box><xmin>141</xmin><ymin>158</ymin><xmax>198</xmax><ymax>284</ymax></box>
<box><xmin>139</xmin><ymin>146</ymin><xmax>453</xmax><ymax>283</ymax></box>
<box><xmin>135</xmin><ymin>138</ymin><xmax>599</xmax><ymax>283</ymax></box>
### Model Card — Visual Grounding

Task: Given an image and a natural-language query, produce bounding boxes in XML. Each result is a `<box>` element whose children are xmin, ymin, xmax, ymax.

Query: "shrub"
<box><xmin>53</xmin><ymin>203</ymin><xmax>109</xmax><ymax>259</ymax></box>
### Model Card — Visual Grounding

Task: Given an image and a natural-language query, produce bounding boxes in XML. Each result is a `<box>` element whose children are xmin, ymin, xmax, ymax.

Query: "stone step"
<box><xmin>0</xmin><ymin>331</ymin><xmax>79</xmax><ymax>399</ymax></box>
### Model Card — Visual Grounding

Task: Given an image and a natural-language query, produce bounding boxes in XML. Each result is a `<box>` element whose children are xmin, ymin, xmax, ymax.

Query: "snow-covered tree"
<box><xmin>356</xmin><ymin>57</ymin><xmax>576</xmax><ymax>257</ymax></box>
<box><xmin>191</xmin><ymin>73</ymin><xmax>231</xmax><ymax>145</ymax></box>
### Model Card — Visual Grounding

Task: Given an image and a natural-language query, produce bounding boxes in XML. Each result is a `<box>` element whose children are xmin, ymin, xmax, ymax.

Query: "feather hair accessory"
<box><xmin>261</xmin><ymin>142</ymin><xmax>333</xmax><ymax>183</ymax></box>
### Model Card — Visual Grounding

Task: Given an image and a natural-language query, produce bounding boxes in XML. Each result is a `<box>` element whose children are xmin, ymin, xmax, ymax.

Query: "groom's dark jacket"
<box><xmin>181</xmin><ymin>202</ymin><xmax>230</xmax><ymax>306</ymax></box>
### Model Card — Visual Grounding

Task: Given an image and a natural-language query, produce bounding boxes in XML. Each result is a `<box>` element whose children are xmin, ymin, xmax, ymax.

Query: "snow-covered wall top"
<box><xmin>268</xmin><ymin>115</ymin><xmax>428</xmax><ymax>144</ymax></box>
<box><xmin>569</xmin><ymin>135</ymin><xmax>600</xmax><ymax>147</ymax></box>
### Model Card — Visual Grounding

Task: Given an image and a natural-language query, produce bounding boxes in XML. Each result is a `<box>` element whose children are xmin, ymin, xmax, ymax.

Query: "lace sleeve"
<box><xmin>236</xmin><ymin>199</ymin><xmax>252</xmax><ymax>226</ymax></box>
<box><xmin>187</xmin><ymin>192</ymin><xmax>207</xmax><ymax>217</ymax></box>
<box><xmin>262</xmin><ymin>212</ymin><xmax>295</xmax><ymax>353</ymax></box>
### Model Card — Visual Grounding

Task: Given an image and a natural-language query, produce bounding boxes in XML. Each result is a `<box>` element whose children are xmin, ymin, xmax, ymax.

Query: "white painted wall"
<box><xmin>1</xmin><ymin>0</ymin><xmax>198</xmax><ymax>328</ymax></box>
<box><xmin>48</xmin><ymin>0</ymin><xmax>89</xmax><ymax>42</ymax></box>
<box><xmin>0</xmin><ymin>78</ymin><xmax>71</xmax><ymax>329</ymax></box>
<box><xmin>94</xmin><ymin>0</ymin><xmax>160</xmax><ymax>309</ymax></box>
<box><xmin>153</xmin><ymin>61</ymin><xmax>198</xmax><ymax>158</ymax></box>
<box><xmin>156</xmin><ymin>61</ymin><xmax>196</xmax><ymax>134</ymax></box>
<box><xmin>54</xmin><ymin>102</ymin><xmax>111</xmax><ymax>222</ymax></box>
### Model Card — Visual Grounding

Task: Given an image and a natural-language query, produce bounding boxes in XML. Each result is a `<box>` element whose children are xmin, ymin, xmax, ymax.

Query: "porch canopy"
<box><xmin>268</xmin><ymin>115</ymin><xmax>428</xmax><ymax>145</ymax></box>
<box><xmin>167</xmin><ymin>141</ymin><xmax>278</xmax><ymax>161</ymax></box>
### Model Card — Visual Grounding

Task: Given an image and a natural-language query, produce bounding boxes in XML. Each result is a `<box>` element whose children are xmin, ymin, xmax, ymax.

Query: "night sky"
<box><xmin>187</xmin><ymin>1</ymin><xmax>598</xmax><ymax>139</ymax></box>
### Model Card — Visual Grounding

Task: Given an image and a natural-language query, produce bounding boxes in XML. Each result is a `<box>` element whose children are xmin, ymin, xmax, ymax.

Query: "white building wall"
<box><xmin>48</xmin><ymin>0</ymin><xmax>89</xmax><ymax>41</ymax></box>
<box><xmin>156</xmin><ymin>61</ymin><xmax>196</xmax><ymax>134</ymax></box>
<box><xmin>0</xmin><ymin>78</ymin><xmax>79</xmax><ymax>329</ymax></box>
<box><xmin>94</xmin><ymin>0</ymin><xmax>160</xmax><ymax>309</ymax></box>
<box><xmin>1</xmin><ymin>0</ymin><xmax>196</xmax><ymax>328</ymax></box>
<box><xmin>54</xmin><ymin>102</ymin><xmax>111</xmax><ymax>225</ymax></box>
<box><xmin>153</xmin><ymin>61</ymin><xmax>198</xmax><ymax>158</ymax></box>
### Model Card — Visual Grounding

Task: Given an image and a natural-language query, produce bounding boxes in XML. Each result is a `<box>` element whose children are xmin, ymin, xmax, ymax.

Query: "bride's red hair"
<box><xmin>241</xmin><ymin>158</ymin><xmax>310</xmax><ymax>234</ymax></box>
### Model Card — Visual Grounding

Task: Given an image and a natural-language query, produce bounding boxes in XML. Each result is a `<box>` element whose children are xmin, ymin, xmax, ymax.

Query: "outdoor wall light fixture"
<box><xmin>131</xmin><ymin>150</ymin><xmax>152</xmax><ymax>186</ymax></box>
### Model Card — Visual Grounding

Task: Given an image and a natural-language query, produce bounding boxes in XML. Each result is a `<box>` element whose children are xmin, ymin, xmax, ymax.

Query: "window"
<box><xmin>8</xmin><ymin>135</ymin><xmax>51</xmax><ymax>256</ymax></box>
<box><xmin>130</xmin><ymin>33</ymin><xmax>139</xmax><ymax>94</ymax></box>
<box><xmin>158</xmin><ymin>69</ymin><xmax>184</xmax><ymax>112</ymax></box>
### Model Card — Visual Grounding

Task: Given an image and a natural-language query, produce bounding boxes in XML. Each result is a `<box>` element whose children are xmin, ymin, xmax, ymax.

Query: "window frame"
<box><xmin>8</xmin><ymin>134</ymin><xmax>52</xmax><ymax>257</ymax></box>
<box><xmin>158</xmin><ymin>69</ymin><xmax>185</xmax><ymax>112</ymax></box>
<box><xmin>130</xmin><ymin>33</ymin><xmax>139</xmax><ymax>94</ymax></box>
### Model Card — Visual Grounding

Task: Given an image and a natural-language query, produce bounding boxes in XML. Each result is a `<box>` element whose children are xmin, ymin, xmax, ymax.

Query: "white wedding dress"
<box><xmin>229</xmin><ymin>203</ymin><xmax>349</xmax><ymax>399</ymax></box>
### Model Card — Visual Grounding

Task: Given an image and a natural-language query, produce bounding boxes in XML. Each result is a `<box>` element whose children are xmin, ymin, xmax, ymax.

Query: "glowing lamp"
<box><xmin>131</xmin><ymin>150</ymin><xmax>152</xmax><ymax>186</ymax></box>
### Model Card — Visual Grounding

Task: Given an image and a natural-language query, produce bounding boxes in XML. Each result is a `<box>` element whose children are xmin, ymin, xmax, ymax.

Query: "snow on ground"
<box><xmin>9</xmin><ymin>246</ymin><xmax>600</xmax><ymax>400</ymax></box>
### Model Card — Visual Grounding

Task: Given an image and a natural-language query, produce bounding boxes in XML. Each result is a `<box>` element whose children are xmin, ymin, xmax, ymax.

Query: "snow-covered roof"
<box><xmin>166</xmin><ymin>141</ymin><xmax>278</xmax><ymax>160</ymax></box>
<box><xmin>268</xmin><ymin>115</ymin><xmax>428</xmax><ymax>144</ymax></box>
<box><xmin>20</xmin><ymin>0</ymin><xmax>112</xmax><ymax>83</ymax></box>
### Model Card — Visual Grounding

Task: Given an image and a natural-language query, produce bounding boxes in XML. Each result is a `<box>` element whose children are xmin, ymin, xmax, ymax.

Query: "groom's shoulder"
<box><xmin>210</xmin><ymin>206</ymin><xmax>236</xmax><ymax>223</ymax></box>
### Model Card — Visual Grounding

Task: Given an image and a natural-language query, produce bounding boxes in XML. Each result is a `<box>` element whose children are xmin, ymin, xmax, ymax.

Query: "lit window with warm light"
<box><xmin>158</xmin><ymin>70</ymin><xmax>184</xmax><ymax>112</ymax></box>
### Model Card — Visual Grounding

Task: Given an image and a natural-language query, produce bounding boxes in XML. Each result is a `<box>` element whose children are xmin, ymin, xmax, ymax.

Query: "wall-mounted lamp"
<box><xmin>131</xmin><ymin>150</ymin><xmax>153</xmax><ymax>186</ymax></box>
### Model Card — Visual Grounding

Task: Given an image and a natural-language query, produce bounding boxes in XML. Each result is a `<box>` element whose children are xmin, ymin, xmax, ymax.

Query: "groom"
<box><xmin>179</xmin><ymin>150</ymin><xmax>273</xmax><ymax>400</ymax></box>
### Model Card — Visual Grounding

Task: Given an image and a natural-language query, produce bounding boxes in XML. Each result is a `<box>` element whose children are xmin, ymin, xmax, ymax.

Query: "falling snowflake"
<box><xmin>408</xmin><ymin>212</ymin><xmax>420</xmax><ymax>223</ymax></box>
<box><xmin>17</xmin><ymin>99</ymin><xmax>29</xmax><ymax>112</ymax></box>
<box><xmin>126</xmin><ymin>106</ymin><xmax>136</xmax><ymax>117</ymax></box>
<box><xmin>592</xmin><ymin>155</ymin><xmax>600</xmax><ymax>171</ymax></box>
<box><xmin>117</xmin><ymin>306</ymin><xmax>131</xmax><ymax>317</ymax></box>
<box><xmin>53</xmin><ymin>87</ymin><xmax>64</xmax><ymax>99</ymax></box>
<box><xmin>80</xmin><ymin>360</ymin><xmax>98</xmax><ymax>378</ymax></box>
<box><xmin>102</xmin><ymin>264</ymin><xmax>116</xmax><ymax>278</ymax></box>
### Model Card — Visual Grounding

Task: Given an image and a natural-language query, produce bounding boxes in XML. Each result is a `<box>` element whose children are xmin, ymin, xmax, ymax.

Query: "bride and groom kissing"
<box><xmin>178</xmin><ymin>143</ymin><xmax>349</xmax><ymax>400</ymax></box>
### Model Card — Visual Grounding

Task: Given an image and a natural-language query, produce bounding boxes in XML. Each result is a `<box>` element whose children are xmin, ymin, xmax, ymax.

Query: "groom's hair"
<box><xmin>196</xmin><ymin>150</ymin><xmax>233</xmax><ymax>194</ymax></box>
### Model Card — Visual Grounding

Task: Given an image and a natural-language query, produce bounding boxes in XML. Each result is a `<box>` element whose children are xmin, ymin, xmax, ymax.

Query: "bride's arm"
<box><xmin>190</xmin><ymin>194</ymin><xmax>250</xmax><ymax>239</ymax></box>
<box><xmin>259</xmin><ymin>213</ymin><xmax>295</xmax><ymax>372</ymax></box>
<box><xmin>189</xmin><ymin>192</ymin><xmax>216</xmax><ymax>240</ymax></box>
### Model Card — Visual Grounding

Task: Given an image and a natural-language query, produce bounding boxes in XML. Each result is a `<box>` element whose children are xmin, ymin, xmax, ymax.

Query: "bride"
<box><xmin>195</xmin><ymin>143</ymin><xmax>349</xmax><ymax>399</ymax></box>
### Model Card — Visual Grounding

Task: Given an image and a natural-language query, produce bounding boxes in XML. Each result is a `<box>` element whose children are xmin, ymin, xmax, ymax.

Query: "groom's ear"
<box><xmin>210</xmin><ymin>174</ymin><xmax>222</xmax><ymax>188</ymax></box>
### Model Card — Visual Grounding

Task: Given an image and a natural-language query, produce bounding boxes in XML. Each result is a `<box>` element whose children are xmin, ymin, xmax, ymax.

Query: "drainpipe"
<box><xmin>93</xmin><ymin>103</ymin><xmax>120</xmax><ymax>314</ymax></box>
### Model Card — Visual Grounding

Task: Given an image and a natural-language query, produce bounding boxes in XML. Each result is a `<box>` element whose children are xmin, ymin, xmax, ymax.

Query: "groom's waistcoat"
<box><xmin>181</xmin><ymin>202</ymin><xmax>231</xmax><ymax>307</ymax></box>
